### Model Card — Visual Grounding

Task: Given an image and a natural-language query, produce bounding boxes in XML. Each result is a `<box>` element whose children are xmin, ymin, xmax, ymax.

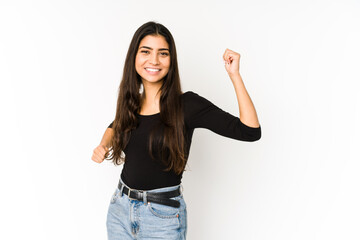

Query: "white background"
<box><xmin>1</xmin><ymin>0</ymin><xmax>359</xmax><ymax>239</ymax></box>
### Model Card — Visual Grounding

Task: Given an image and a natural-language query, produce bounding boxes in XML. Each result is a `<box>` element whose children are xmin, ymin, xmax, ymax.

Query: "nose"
<box><xmin>150</xmin><ymin>52</ymin><xmax>159</xmax><ymax>65</ymax></box>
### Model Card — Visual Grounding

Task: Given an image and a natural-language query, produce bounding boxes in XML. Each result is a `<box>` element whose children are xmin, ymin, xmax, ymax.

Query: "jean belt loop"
<box><xmin>180</xmin><ymin>184</ymin><xmax>184</xmax><ymax>195</ymax></box>
<box><xmin>119</xmin><ymin>184</ymin><xmax>124</xmax><ymax>196</ymax></box>
<box><xmin>143</xmin><ymin>190</ymin><xmax>147</xmax><ymax>205</ymax></box>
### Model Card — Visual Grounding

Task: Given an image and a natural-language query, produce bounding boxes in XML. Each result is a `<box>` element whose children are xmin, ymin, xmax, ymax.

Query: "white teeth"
<box><xmin>146</xmin><ymin>68</ymin><xmax>160</xmax><ymax>72</ymax></box>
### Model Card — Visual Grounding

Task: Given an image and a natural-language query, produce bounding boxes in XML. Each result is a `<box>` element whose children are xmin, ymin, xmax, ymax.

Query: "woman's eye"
<box><xmin>140</xmin><ymin>50</ymin><xmax>168</xmax><ymax>56</ymax></box>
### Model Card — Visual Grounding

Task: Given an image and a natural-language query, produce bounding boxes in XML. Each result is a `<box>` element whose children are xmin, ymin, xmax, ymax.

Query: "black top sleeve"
<box><xmin>108</xmin><ymin>121</ymin><xmax>114</xmax><ymax>128</ymax></box>
<box><xmin>183</xmin><ymin>91</ymin><xmax>261</xmax><ymax>141</ymax></box>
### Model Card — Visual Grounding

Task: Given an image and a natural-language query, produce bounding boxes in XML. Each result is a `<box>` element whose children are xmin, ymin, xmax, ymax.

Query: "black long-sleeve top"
<box><xmin>107</xmin><ymin>91</ymin><xmax>261</xmax><ymax>190</ymax></box>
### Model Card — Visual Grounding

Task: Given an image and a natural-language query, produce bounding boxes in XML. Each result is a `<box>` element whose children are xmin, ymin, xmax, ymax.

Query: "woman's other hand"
<box><xmin>92</xmin><ymin>144</ymin><xmax>109</xmax><ymax>163</ymax></box>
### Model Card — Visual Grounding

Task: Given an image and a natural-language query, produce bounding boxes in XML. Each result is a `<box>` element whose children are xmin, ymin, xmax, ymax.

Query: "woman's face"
<box><xmin>135</xmin><ymin>34</ymin><xmax>170</xmax><ymax>85</ymax></box>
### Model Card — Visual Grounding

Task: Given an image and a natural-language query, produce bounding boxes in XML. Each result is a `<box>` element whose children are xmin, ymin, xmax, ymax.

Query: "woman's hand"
<box><xmin>223</xmin><ymin>48</ymin><xmax>241</xmax><ymax>77</ymax></box>
<box><xmin>92</xmin><ymin>144</ymin><xmax>109</xmax><ymax>163</ymax></box>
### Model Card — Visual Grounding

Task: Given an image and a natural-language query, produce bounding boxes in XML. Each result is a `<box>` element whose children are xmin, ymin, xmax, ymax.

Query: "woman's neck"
<box><xmin>139</xmin><ymin>83</ymin><xmax>162</xmax><ymax>114</ymax></box>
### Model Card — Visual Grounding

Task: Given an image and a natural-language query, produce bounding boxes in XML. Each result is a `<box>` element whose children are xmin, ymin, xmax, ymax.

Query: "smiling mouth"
<box><xmin>145</xmin><ymin>68</ymin><xmax>161</xmax><ymax>72</ymax></box>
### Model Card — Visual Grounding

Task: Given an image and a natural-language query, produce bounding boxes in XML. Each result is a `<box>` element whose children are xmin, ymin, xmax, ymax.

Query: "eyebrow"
<box><xmin>139</xmin><ymin>46</ymin><xmax>169</xmax><ymax>51</ymax></box>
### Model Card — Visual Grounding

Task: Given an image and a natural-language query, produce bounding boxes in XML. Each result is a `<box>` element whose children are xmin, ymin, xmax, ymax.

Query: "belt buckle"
<box><xmin>127</xmin><ymin>187</ymin><xmax>143</xmax><ymax>201</ymax></box>
<box><xmin>126</xmin><ymin>187</ymin><xmax>136</xmax><ymax>200</ymax></box>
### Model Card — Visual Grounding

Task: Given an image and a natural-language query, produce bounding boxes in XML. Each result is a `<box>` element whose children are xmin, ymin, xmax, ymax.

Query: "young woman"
<box><xmin>91</xmin><ymin>21</ymin><xmax>261</xmax><ymax>240</ymax></box>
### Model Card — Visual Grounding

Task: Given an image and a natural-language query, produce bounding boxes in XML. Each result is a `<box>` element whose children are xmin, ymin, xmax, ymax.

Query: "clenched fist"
<box><xmin>223</xmin><ymin>48</ymin><xmax>241</xmax><ymax>77</ymax></box>
<box><xmin>92</xmin><ymin>144</ymin><xmax>109</xmax><ymax>163</ymax></box>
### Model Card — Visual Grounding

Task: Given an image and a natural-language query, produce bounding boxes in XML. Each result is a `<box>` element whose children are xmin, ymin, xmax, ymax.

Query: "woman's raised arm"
<box><xmin>223</xmin><ymin>48</ymin><xmax>260</xmax><ymax>128</ymax></box>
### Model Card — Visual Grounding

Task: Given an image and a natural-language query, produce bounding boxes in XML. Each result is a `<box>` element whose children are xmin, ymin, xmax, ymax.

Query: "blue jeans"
<box><xmin>106</xmin><ymin>177</ymin><xmax>187</xmax><ymax>239</ymax></box>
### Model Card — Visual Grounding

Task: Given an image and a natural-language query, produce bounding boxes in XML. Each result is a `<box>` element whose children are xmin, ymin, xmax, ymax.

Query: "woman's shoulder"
<box><xmin>181</xmin><ymin>90</ymin><xmax>210</xmax><ymax>102</ymax></box>
<box><xmin>181</xmin><ymin>90</ymin><xmax>200</xmax><ymax>99</ymax></box>
<box><xmin>181</xmin><ymin>90</ymin><xmax>213</xmax><ymax>112</ymax></box>
<box><xmin>181</xmin><ymin>90</ymin><xmax>202</xmax><ymax>106</ymax></box>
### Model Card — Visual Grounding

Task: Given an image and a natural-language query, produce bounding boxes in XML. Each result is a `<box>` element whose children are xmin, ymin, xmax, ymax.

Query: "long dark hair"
<box><xmin>106</xmin><ymin>21</ymin><xmax>187</xmax><ymax>175</ymax></box>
